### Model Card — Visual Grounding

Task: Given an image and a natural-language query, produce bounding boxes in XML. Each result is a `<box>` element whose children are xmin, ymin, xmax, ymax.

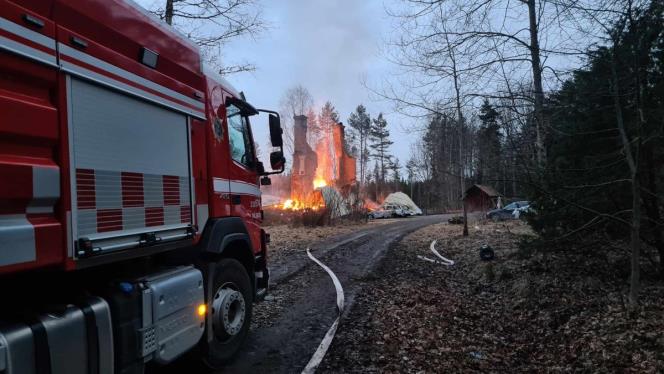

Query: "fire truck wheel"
<box><xmin>202</xmin><ymin>258</ymin><xmax>253</xmax><ymax>368</ymax></box>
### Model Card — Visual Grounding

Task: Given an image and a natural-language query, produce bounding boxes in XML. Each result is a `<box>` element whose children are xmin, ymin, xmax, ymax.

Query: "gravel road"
<box><xmin>217</xmin><ymin>214</ymin><xmax>447</xmax><ymax>373</ymax></box>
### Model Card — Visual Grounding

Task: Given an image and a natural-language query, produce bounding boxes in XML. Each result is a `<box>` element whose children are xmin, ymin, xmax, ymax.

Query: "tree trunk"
<box><xmin>359</xmin><ymin>133</ymin><xmax>364</xmax><ymax>191</ymax></box>
<box><xmin>526</xmin><ymin>0</ymin><xmax>546</xmax><ymax>168</ymax></box>
<box><xmin>610</xmin><ymin>51</ymin><xmax>640</xmax><ymax>309</ymax></box>
<box><xmin>642</xmin><ymin>148</ymin><xmax>664</xmax><ymax>279</ymax></box>
<box><xmin>165</xmin><ymin>0</ymin><xmax>174</xmax><ymax>25</ymax></box>
<box><xmin>444</xmin><ymin>30</ymin><xmax>468</xmax><ymax>236</ymax></box>
<box><xmin>629</xmin><ymin>174</ymin><xmax>641</xmax><ymax>307</ymax></box>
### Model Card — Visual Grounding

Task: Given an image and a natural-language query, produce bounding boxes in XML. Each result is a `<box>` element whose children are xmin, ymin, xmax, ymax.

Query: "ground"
<box><xmin>264</xmin><ymin>218</ymin><xmax>393</xmax><ymax>265</ymax></box>
<box><xmin>159</xmin><ymin>216</ymin><xmax>664</xmax><ymax>373</ymax></box>
<box><xmin>321</xmin><ymin>220</ymin><xmax>664</xmax><ymax>373</ymax></box>
<box><xmin>159</xmin><ymin>215</ymin><xmax>442</xmax><ymax>374</ymax></box>
<box><xmin>217</xmin><ymin>215</ymin><xmax>444</xmax><ymax>373</ymax></box>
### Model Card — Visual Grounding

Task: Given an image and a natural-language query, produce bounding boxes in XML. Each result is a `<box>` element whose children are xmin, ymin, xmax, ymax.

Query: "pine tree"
<box><xmin>372</xmin><ymin>161</ymin><xmax>380</xmax><ymax>201</ymax></box>
<box><xmin>347</xmin><ymin>105</ymin><xmax>372</xmax><ymax>190</ymax></box>
<box><xmin>369</xmin><ymin>113</ymin><xmax>393</xmax><ymax>187</ymax></box>
<box><xmin>391</xmin><ymin>158</ymin><xmax>401</xmax><ymax>191</ymax></box>
<box><xmin>319</xmin><ymin>101</ymin><xmax>339</xmax><ymax>134</ymax></box>
<box><xmin>531</xmin><ymin>1</ymin><xmax>664</xmax><ymax>300</ymax></box>
<box><xmin>477</xmin><ymin>99</ymin><xmax>502</xmax><ymax>185</ymax></box>
<box><xmin>305</xmin><ymin>107</ymin><xmax>319</xmax><ymax>147</ymax></box>
<box><xmin>344</xmin><ymin>128</ymin><xmax>358</xmax><ymax>157</ymax></box>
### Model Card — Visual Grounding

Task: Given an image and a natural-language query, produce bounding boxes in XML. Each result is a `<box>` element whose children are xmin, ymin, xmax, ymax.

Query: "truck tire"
<box><xmin>201</xmin><ymin>258</ymin><xmax>253</xmax><ymax>368</ymax></box>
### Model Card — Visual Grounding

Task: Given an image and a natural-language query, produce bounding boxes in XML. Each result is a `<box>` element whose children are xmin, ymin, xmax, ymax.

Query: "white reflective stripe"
<box><xmin>196</xmin><ymin>204</ymin><xmax>209</xmax><ymax>231</ymax></box>
<box><xmin>61</xmin><ymin>58</ymin><xmax>205</xmax><ymax>119</ymax></box>
<box><xmin>0</xmin><ymin>33</ymin><xmax>57</xmax><ymax>67</ymax></box>
<box><xmin>213</xmin><ymin>178</ymin><xmax>231</xmax><ymax>193</ymax></box>
<box><xmin>230</xmin><ymin>180</ymin><xmax>261</xmax><ymax>197</ymax></box>
<box><xmin>27</xmin><ymin>166</ymin><xmax>60</xmax><ymax>214</ymax></box>
<box><xmin>32</xmin><ymin>166</ymin><xmax>60</xmax><ymax>199</ymax></box>
<box><xmin>213</xmin><ymin>178</ymin><xmax>261</xmax><ymax>197</ymax></box>
<box><xmin>59</xmin><ymin>43</ymin><xmax>204</xmax><ymax>111</ymax></box>
<box><xmin>0</xmin><ymin>215</ymin><xmax>36</xmax><ymax>266</ymax></box>
<box><xmin>0</xmin><ymin>16</ymin><xmax>56</xmax><ymax>50</ymax></box>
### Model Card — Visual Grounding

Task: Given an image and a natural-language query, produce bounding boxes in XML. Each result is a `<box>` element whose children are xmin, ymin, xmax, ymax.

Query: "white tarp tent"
<box><xmin>382</xmin><ymin>192</ymin><xmax>422</xmax><ymax>215</ymax></box>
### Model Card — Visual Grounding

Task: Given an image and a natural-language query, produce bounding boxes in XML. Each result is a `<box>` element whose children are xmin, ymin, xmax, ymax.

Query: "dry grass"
<box><xmin>265</xmin><ymin>219</ymin><xmax>394</xmax><ymax>263</ymax></box>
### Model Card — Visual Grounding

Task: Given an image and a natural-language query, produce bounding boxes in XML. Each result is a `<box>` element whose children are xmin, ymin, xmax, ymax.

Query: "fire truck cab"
<box><xmin>0</xmin><ymin>0</ymin><xmax>284</xmax><ymax>372</ymax></box>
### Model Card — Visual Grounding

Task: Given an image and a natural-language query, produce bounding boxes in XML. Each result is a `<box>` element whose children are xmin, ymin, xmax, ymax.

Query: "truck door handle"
<box><xmin>70</xmin><ymin>36</ymin><xmax>88</xmax><ymax>49</ymax></box>
<box><xmin>23</xmin><ymin>14</ymin><xmax>44</xmax><ymax>29</ymax></box>
<box><xmin>231</xmin><ymin>195</ymin><xmax>241</xmax><ymax>205</ymax></box>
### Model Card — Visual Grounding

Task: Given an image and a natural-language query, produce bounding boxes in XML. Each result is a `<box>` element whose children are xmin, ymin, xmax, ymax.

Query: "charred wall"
<box><xmin>333</xmin><ymin>122</ymin><xmax>356</xmax><ymax>189</ymax></box>
<box><xmin>291</xmin><ymin>115</ymin><xmax>318</xmax><ymax>201</ymax></box>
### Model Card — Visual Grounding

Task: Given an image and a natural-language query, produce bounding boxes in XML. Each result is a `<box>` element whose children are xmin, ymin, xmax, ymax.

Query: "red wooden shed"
<box><xmin>463</xmin><ymin>184</ymin><xmax>502</xmax><ymax>212</ymax></box>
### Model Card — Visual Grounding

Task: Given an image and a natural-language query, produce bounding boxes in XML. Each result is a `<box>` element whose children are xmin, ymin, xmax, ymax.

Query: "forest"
<box><xmin>144</xmin><ymin>0</ymin><xmax>663</xmax><ymax>313</ymax></box>
<box><xmin>268</xmin><ymin>0</ymin><xmax>664</xmax><ymax>310</ymax></box>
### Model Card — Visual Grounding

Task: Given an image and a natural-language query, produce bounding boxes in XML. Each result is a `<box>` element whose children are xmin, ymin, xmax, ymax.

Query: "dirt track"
<box><xmin>217</xmin><ymin>214</ymin><xmax>447</xmax><ymax>373</ymax></box>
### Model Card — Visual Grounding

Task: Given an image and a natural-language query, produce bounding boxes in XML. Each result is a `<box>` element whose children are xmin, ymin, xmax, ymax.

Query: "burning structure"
<box><xmin>333</xmin><ymin>123</ymin><xmax>357</xmax><ymax>191</ymax></box>
<box><xmin>291</xmin><ymin>115</ymin><xmax>318</xmax><ymax>205</ymax></box>
<box><xmin>284</xmin><ymin>114</ymin><xmax>356</xmax><ymax>212</ymax></box>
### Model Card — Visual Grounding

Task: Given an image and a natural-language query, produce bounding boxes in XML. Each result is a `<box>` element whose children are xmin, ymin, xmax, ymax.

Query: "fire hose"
<box><xmin>417</xmin><ymin>240</ymin><xmax>455</xmax><ymax>266</ymax></box>
<box><xmin>302</xmin><ymin>248</ymin><xmax>345</xmax><ymax>374</ymax></box>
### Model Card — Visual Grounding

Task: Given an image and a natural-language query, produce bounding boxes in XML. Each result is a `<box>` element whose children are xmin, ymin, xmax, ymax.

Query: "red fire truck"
<box><xmin>0</xmin><ymin>0</ymin><xmax>285</xmax><ymax>372</ymax></box>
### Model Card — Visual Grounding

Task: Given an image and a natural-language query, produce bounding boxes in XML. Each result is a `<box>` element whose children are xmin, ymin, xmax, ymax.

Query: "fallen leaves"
<box><xmin>320</xmin><ymin>220</ymin><xmax>664</xmax><ymax>373</ymax></box>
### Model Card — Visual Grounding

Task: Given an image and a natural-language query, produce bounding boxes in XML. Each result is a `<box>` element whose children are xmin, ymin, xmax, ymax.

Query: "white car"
<box><xmin>368</xmin><ymin>209</ymin><xmax>393</xmax><ymax>219</ymax></box>
<box><xmin>383</xmin><ymin>203</ymin><xmax>408</xmax><ymax>217</ymax></box>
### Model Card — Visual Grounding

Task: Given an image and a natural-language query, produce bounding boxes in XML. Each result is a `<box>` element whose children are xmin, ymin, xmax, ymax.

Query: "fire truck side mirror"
<box><xmin>269</xmin><ymin>151</ymin><xmax>285</xmax><ymax>171</ymax></box>
<box><xmin>269</xmin><ymin>114</ymin><xmax>283</xmax><ymax>147</ymax></box>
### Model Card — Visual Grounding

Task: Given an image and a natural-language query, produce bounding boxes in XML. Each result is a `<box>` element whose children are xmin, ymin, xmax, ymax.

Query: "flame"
<box><xmin>279</xmin><ymin>116</ymin><xmax>356</xmax><ymax>213</ymax></box>
<box><xmin>283</xmin><ymin>199</ymin><xmax>295</xmax><ymax>209</ymax></box>
<box><xmin>364</xmin><ymin>199</ymin><xmax>381</xmax><ymax>211</ymax></box>
<box><xmin>281</xmin><ymin>197</ymin><xmax>323</xmax><ymax>211</ymax></box>
<box><xmin>280</xmin><ymin>190</ymin><xmax>325</xmax><ymax>211</ymax></box>
<box><xmin>313</xmin><ymin>178</ymin><xmax>327</xmax><ymax>189</ymax></box>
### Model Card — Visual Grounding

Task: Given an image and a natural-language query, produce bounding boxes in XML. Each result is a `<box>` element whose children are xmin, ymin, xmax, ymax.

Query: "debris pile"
<box><xmin>381</xmin><ymin>192</ymin><xmax>422</xmax><ymax>215</ymax></box>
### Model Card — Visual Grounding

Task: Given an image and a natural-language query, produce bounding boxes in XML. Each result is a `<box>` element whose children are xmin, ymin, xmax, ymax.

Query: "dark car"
<box><xmin>486</xmin><ymin>201</ymin><xmax>530</xmax><ymax>221</ymax></box>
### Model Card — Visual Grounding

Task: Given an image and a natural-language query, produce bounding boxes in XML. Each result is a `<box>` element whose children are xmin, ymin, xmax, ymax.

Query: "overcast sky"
<box><xmin>134</xmin><ymin>0</ymin><xmax>418</xmax><ymax>168</ymax></box>
<box><xmin>221</xmin><ymin>0</ymin><xmax>418</xmax><ymax>167</ymax></box>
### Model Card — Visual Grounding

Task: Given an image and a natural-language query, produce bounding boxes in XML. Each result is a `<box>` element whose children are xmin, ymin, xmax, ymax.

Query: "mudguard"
<box><xmin>200</xmin><ymin>217</ymin><xmax>252</xmax><ymax>256</ymax></box>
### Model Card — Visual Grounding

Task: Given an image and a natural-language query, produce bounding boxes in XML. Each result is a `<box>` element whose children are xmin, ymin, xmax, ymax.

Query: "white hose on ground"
<box><xmin>302</xmin><ymin>248</ymin><xmax>345</xmax><ymax>374</ymax></box>
<box><xmin>430</xmin><ymin>240</ymin><xmax>455</xmax><ymax>266</ymax></box>
<box><xmin>417</xmin><ymin>255</ymin><xmax>446</xmax><ymax>264</ymax></box>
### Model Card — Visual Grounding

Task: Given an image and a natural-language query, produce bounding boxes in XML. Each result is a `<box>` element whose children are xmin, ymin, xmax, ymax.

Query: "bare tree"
<box><xmin>278</xmin><ymin>85</ymin><xmax>314</xmax><ymax>159</ymax></box>
<box><xmin>147</xmin><ymin>0</ymin><xmax>266</xmax><ymax>75</ymax></box>
<box><xmin>441</xmin><ymin>27</ymin><xmax>470</xmax><ymax>235</ymax></box>
<box><xmin>381</xmin><ymin>0</ymin><xmax>608</xmax><ymax>169</ymax></box>
<box><xmin>280</xmin><ymin>85</ymin><xmax>315</xmax><ymax>119</ymax></box>
<box><xmin>604</xmin><ymin>1</ymin><xmax>642</xmax><ymax>310</ymax></box>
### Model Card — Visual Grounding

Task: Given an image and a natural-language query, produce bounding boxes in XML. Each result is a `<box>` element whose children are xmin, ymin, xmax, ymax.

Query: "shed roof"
<box><xmin>465</xmin><ymin>184</ymin><xmax>501</xmax><ymax>198</ymax></box>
